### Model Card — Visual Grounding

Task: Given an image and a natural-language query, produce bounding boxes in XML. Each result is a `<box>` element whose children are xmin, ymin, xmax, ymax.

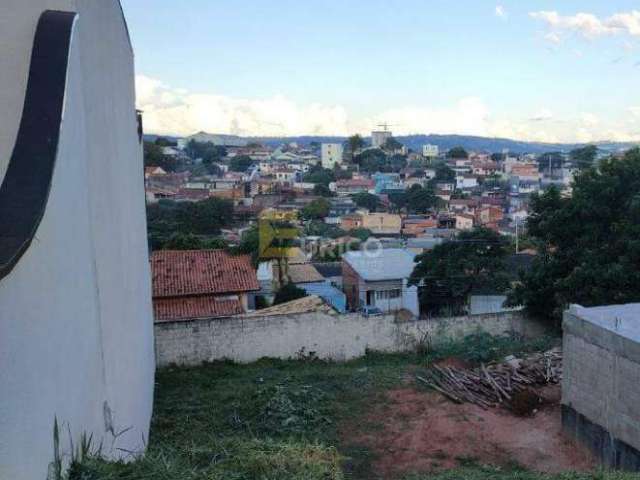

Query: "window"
<box><xmin>375</xmin><ymin>289</ymin><xmax>401</xmax><ymax>300</ymax></box>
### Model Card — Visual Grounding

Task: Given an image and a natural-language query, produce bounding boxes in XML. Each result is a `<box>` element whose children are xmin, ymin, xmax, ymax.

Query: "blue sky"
<box><xmin>121</xmin><ymin>1</ymin><xmax>640</xmax><ymax>142</ymax></box>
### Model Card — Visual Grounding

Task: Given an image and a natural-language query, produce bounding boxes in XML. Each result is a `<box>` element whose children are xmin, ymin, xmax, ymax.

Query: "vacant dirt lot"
<box><xmin>341</xmin><ymin>383</ymin><xmax>595</xmax><ymax>479</ymax></box>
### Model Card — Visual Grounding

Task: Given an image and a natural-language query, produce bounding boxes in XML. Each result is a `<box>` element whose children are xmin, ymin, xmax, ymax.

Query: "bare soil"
<box><xmin>340</xmin><ymin>383</ymin><xmax>595</xmax><ymax>479</ymax></box>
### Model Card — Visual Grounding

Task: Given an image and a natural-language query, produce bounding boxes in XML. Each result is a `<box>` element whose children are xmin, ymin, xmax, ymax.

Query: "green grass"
<box><xmin>68</xmin><ymin>334</ymin><xmax>637</xmax><ymax>480</ymax></box>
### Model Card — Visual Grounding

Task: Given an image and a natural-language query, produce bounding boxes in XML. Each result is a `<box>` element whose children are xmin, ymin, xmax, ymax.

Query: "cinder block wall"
<box><xmin>154</xmin><ymin>311</ymin><xmax>543</xmax><ymax>367</ymax></box>
<box><xmin>562</xmin><ymin>311</ymin><xmax>640</xmax><ymax>471</ymax></box>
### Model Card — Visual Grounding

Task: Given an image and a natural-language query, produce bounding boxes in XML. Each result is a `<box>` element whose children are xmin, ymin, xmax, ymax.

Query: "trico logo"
<box><xmin>258</xmin><ymin>211</ymin><xmax>299</xmax><ymax>260</ymax></box>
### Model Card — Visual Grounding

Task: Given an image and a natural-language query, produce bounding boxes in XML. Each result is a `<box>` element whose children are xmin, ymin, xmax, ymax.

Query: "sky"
<box><xmin>120</xmin><ymin>0</ymin><xmax>640</xmax><ymax>143</ymax></box>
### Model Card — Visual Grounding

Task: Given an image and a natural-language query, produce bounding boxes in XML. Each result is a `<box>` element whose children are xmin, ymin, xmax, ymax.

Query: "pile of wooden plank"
<box><xmin>416</xmin><ymin>348</ymin><xmax>562</xmax><ymax>410</ymax></box>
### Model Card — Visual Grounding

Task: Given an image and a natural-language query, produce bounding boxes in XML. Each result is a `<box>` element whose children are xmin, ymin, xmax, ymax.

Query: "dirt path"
<box><xmin>340</xmin><ymin>384</ymin><xmax>595</xmax><ymax>479</ymax></box>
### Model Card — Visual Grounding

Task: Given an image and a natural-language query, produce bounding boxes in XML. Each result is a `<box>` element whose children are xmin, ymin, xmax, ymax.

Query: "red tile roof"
<box><xmin>151</xmin><ymin>250</ymin><xmax>260</xmax><ymax>297</ymax></box>
<box><xmin>153</xmin><ymin>296</ymin><xmax>243</xmax><ymax>322</ymax></box>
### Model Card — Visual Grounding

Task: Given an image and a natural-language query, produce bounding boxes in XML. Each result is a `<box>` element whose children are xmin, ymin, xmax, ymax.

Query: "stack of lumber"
<box><xmin>416</xmin><ymin>348</ymin><xmax>562</xmax><ymax>410</ymax></box>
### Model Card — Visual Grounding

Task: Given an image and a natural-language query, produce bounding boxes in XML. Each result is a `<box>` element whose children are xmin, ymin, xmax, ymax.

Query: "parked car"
<box><xmin>359</xmin><ymin>306</ymin><xmax>383</xmax><ymax>317</ymax></box>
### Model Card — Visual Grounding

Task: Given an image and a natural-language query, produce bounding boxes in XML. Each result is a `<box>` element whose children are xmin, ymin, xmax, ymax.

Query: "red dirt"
<box><xmin>341</xmin><ymin>384</ymin><xmax>595</xmax><ymax>479</ymax></box>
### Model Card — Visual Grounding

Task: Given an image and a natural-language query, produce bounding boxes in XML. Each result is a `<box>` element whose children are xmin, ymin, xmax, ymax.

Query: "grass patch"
<box><xmin>421</xmin><ymin>331</ymin><xmax>559</xmax><ymax>365</ymax></box>
<box><xmin>68</xmin><ymin>334</ymin><xmax>635</xmax><ymax>480</ymax></box>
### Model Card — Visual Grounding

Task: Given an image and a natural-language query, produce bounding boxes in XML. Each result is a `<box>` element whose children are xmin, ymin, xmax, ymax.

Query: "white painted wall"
<box><xmin>155</xmin><ymin>311</ymin><xmax>544</xmax><ymax>367</ymax></box>
<box><xmin>0</xmin><ymin>2</ymin><xmax>154</xmax><ymax>479</ymax></box>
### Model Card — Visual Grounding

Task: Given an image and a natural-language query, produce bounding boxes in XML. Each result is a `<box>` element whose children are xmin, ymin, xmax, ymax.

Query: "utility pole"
<box><xmin>515</xmin><ymin>218</ymin><xmax>519</xmax><ymax>254</ymax></box>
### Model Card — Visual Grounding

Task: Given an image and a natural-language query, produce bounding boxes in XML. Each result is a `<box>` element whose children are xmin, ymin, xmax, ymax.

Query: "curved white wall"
<box><xmin>0</xmin><ymin>2</ymin><xmax>154</xmax><ymax>479</ymax></box>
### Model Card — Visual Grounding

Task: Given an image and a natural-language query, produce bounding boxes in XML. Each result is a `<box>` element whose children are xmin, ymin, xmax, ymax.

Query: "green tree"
<box><xmin>410</xmin><ymin>228</ymin><xmax>510</xmax><ymax>315</ymax></box>
<box><xmin>144</xmin><ymin>141</ymin><xmax>178</xmax><ymax>172</ymax></box>
<box><xmin>304</xmin><ymin>221</ymin><xmax>346</xmax><ymax>239</ymax></box>
<box><xmin>229</xmin><ymin>155</ymin><xmax>254</xmax><ymax>172</ymax></box>
<box><xmin>303</xmin><ymin>165</ymin><xmax>336</xmax><ymax>186</ymax></box>
<box><xmin>406</xmin><ymin>184</ymin><xmax>437</xmax><ymax>214</ymax></box>
<box><xmin>161</xmin><ymin>233</ymin><xmax>228</xmax><ymax>250</ymax></box>
<box><xmin>352</xmin><ymin>192</ymin><xmax>380</xmax><ymax>212</ymax></box>
<box><xmin>508</xmin><ymin>149</ymin><xmax>640</xmax><ymax>323</ymax></box>
<box><xmin>383</xmin><ymin>137</ymin><xmax>403</xmax><ymax>152</ymax></box>
<box><xmin>231</xmin><ymin>225</ymin><xmax>260</xmax><ymax>266</ymax></box>
<box><xmin>348</xmin><ymin>228</ymin><xmax>372</xmax><ymax>242</ymax></box>
<box><xmin>388</xmin><ymin>153</ymin><xmax>407</xmax><ymax>172</ymax></box>
<box><xmin>447</xmin><ymin>146</ymin><xmax>469</xmax><ymax>159</ymax></box>
<box><xmin>273</xmin><ymin>283</ymin><xmax>308</xmax><ymax>305</ymax></box>
<box><xmin>154</xmin><ymin>137</ymin><xmax>177</xmax><ymax>147</ymax></box>
<box><xmin>346</xmin><ymin>134</ymin><xmax>366</xmax><ymax>157</ymax></box>
<box><xmin>313</xmin><ymin>183</ymin><xmax>334</xmax><ymax>197</ymax></box>
<box><xmin>185</xmin><ymin>140</ymin><xmax>227</xmax><ymax>164</ymax></box>
<box><xmin>354</xmin><ymin>149</ymin><xmax>387</xmax><ymax>173</ymax></box>
<box><xmin>538</xmin><ymin>152</ymin><xmax>564</xmax><ymax>172</ymax></box>
<box><xmin>300</xmin><ymin>198</ymin><xmax>331</xmax><ymax>220</ymax></box>
<box><xmin>388</xmin><ymin>191</ymin><xmax>408</xmax><ymax>212</ymax></box>
<box><xmin>431</xmin><ymin>163</ymin><xmax>456</xmax><ymax>183</ymax></box>
<box><xmin>570</xmin><ymin>145</ymin><xmax>598</xmax><ymax>170</ymax></box>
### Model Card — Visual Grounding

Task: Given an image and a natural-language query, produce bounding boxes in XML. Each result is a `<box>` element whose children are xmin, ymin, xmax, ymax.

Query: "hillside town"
<box><xmin>4</xmin><ymin>2</ymin><xmax>640</xmax><ymax>480</ymax></box>
<box><xmin>144</xmin><ymin>129</ymin><xmax>599</xmax><ymax>321</ymax></box>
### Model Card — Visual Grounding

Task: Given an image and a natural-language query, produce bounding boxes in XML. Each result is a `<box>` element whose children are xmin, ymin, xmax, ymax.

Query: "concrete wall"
<box><xmin>155</xmin><ymin>311</ymin><xmax>541</xmax><ymax>367</ymax></box>
<box><xmin>0</xmin><ymin>2</ymin><xmax>154</xmax><ymax>479</ymax></box>
<box><xmin>562</xmin><ymin>305</ymin><xmax>640</xmax><ymax>471</ymax></box>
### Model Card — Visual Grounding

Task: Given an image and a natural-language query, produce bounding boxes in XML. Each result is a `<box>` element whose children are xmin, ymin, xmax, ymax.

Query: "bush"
<box><xmin>273</xmin><ymin>283</ymin><xmax>308</xmax><ymax>305</ymax></box>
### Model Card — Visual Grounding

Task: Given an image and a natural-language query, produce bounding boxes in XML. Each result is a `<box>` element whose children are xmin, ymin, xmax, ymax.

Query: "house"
<box><xmin>150</xmin><ymin>250</ymin><xmax>260</xmax><ymax>322</ymax></box>
<box><xmin>406</xmin><ymin>237</ymin><xmax>445</xmax><ymax>255</ymax></box>
<box><xmin>145</xmin><ymin>166</ymin><xmax>167</xmax><ymax>179</ymax></box>
<box><xmin>449</xmin><ymin>198</ymin><xmax>477</xmax><ymax>215</ymax></box>
<box><xmin>476</xmin><ymin>205</ymin><xmax>504</xmax><ymax>227</ymax></box>
<box><xmin>273</xmin><ymin>262</ymin><xmax>347</xmax><ymax>312</ymax></box>
<box><xmin>510</xmin><ymin>163</ymin><xmax>540</xmax><ymax>182</ymax></box>
<box><xmin>456</xmin><ymin>174</ymin><xmax>478</xmax><ymax>190</ymax></box>
<box><xmin>472</xmin><ymin>159</ymin><xmax>498</xmax><ymax>177</ymax></box>
<box><xmin>145</xmin><ymin>187</ymin><xmax>176</xmax><ymax>203</ymax></box>
<box><xmin>336</xmin><ymin>178</ymin><xmax>375</xmax><ymax>196</ymax></box>
<box><xmin>435</xmin><ymin>189</ymin><xmax>452</xmax><ymax>203</ymax></box>
<box><xmin>341</xmin><ymin>213</ymin><xmax>364</xmax><ymax>230</ymax></box>
<box><xmin>342</xmin><ymin>249</ymin><xmax>419</xmax><ymax>316</ymax></box>
<box><xmin>313</xmin><ymin>262</ymin><xmax>343</xmax><ymax>288</ymax></box>
<box><xmin>273</xmin><ymin>168</ymin><xmax>298</xmax><ymax>183</ymax></box>
<box><xmin>455</xmin><ymin>213</ymin><xmax>475</xmax><ymax>231</ymax></box>
<box><xmin>402</xmin><ymin>216</ymin><xmax>439</xmax><ymax>237</ymax></box>
<box><xmin>361</xmin><ymin>212</ymin><xmax>402</xmax><ymax>236</ymax></box>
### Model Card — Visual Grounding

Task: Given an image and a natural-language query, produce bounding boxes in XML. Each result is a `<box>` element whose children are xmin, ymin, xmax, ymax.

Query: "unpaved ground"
<box><xmin>341</xmin><ymin>383</ymin><xmax>595</xmax><ymax>479</ymax></box>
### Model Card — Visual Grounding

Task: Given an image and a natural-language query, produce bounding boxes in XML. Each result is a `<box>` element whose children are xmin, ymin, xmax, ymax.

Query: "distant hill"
<box><xmin>144</xmin><ymin>133</ymin><xmax>637</xmax><ymax>155</ymax></box>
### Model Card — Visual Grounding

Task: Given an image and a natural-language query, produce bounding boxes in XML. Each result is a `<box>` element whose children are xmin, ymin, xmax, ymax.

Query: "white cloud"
<box><xmin>581</xmin><ymin>113</ymin><xmax>599</xmax><ymax>127</ymax></box>
<box><xmin>544</xmin><ymin>32</ymin><xmax>562</xmax><ymax>45</ymax></box>
<box><xmin>495</xmin><ymin>5</ymin><xmax>507</xmax><ymax>19</ymax></box>
<box><xmin>135</xmin><ymin>75</ymin><xmax>640</xmax><ymax>144</ymax></box>
<box><xmin>135</xmin><ymin>75</ymin><xmax>349</xmax><ymax>137</ymax></box>
<box><xmin>529</xmin><ymin>108</ymin><xmax>554</xmax><ymax>122</ymax></box>
<box><xmin>530</xmin><ymin>10</ymin><xmax>640</xmax><ymax>40</ymax></box>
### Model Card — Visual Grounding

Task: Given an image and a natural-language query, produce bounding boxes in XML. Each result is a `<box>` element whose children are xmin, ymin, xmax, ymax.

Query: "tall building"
<box><xmin>423</xmin><ymin>144</ymin><xmax>439</xmax><ymax>158</ymax></box>
<box><xmin>371</xmin><ymin>130</ymin><xmax>392</xmax><ymax>148</ymax></box>
<box><xmin>321</xmin><ymin>143</ymin><xmax>344</xmax><ymax>169</ymax></box>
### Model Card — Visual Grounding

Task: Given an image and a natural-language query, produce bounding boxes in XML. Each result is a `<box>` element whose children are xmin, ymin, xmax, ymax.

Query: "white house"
<box><xmin>342</xmin><ymin>249</ymin><xmax>420</xmax><ymax>316</ymax></box>
<box><xmin>456</xmin><ymin>174</ymin><xmax>478</xmax><ymax>190</ymax></box>
<box><xmin>321</xmin><ymin>143</ymin><xmax>344</xmax><ymax>169</ymax></box>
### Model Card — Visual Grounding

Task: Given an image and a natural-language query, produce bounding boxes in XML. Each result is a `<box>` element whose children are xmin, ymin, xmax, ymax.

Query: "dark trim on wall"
<box><xmin>0</xmin><ymin>10</ymin><xmax>77</xmax><ymax>281</ymax></box>
<box><xmin>562</xmin><ymin>404</ymin><xmax>640</xmax><ymax>471</ymax></box>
